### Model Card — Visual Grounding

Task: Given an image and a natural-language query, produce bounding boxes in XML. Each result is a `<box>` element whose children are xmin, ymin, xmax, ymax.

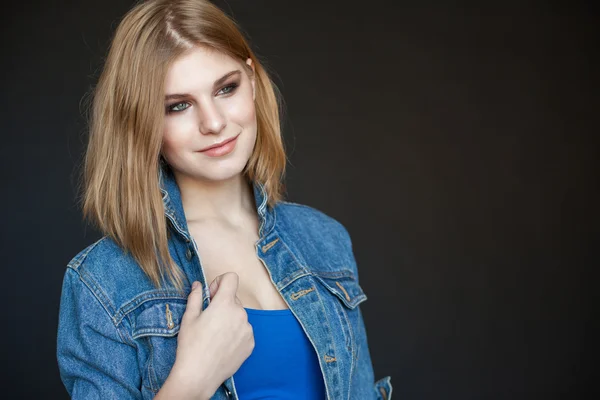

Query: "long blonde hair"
<box><xmin>80</xmin><ymin>0</ymin><xmax>287</xmax><ymax>294</ymax></box>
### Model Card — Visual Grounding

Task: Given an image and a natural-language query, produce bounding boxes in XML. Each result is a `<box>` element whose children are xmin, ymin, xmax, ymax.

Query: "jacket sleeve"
<box><xmin>338</xmin><ymin>223</ymin><xmax>394</xmax><ymax>399</ymax></box>
<box><xmin>56</xmin><ymin>267</ymin><xmax>143</xmax><ymax>399</ymax></box>
<box><xmin>352</xmin><ymin>298</ymin><xmax>394</xmax><ymax>400</ymax></box>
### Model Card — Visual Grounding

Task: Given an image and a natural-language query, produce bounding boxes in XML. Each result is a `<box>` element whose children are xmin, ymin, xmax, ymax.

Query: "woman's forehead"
<box><xmin>165</xmin><ymin>47</ymin><xmax>242</xmax><ymax>92</ymax></box>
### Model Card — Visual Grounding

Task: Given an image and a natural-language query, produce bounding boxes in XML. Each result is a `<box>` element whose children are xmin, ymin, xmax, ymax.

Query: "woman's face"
<box><xmin>161</xmin><ymin>46</ymin><xmax>257</xmax><ymax>183</ymax></box>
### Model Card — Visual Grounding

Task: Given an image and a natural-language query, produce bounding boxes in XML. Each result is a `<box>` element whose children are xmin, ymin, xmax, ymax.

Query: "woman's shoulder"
<box><xmin>275</xmin><ymin>200</ymin><xmax>351</xmax><ymax>239</ymax></box>
<box><xmin>274</xmin><ymin>200</ymin><xmax>358</xmax><ymax>274</ymax></box>
<box><xmin>66</xmin><ymin>235</ymin><xmax>144</xmax><ymax>278</ymax></box>
<box><xmin>61</xmin><ymin>235</ymin><xmax>158</xmax><ymax>316</ymax></box>
<box><xmin>67</xmin><ymin>236</ymin><xmax>125</xmax><ymax>271</ymax></box>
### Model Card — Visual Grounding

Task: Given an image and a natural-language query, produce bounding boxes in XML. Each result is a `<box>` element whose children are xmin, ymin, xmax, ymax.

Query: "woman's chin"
<box><xmin>189</xmin><ymin>166</ymin><xmax>248</xmax><ymax>183</ymax></box>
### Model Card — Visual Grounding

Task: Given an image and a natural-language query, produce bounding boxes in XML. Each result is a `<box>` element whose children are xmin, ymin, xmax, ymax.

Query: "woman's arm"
<box><xmin>57</xmin><ymin>267</ymin><xmax>251</xmax><ymax>399</ymax></box>
<box><xmin>154</xmin><ymin>364</ymin><xmax>211</xmax><ymax>400</ymax></box>
<box><xmin>339</xmin><ymin>223</ymin><xmax>393</xmax><ymax>399</ymax></box>
<box><xmin>56</xmin><ymin>268</ymin><xmax>143</xmax><ymax>399</ymax></box>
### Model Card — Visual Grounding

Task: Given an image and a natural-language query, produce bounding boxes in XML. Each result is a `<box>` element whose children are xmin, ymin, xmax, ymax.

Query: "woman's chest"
<box><xmin>189</xmin><ymin>224</ymin><xmax>288</xmax><ymax>310</ymax></box>
<box><xmin>129</xmin><ymin>230</ymin><xmax>370</xmax><ymax>399</ymax></box>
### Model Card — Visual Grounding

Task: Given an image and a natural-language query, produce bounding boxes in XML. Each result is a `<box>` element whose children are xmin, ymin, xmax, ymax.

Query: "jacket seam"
<box><xmin>310</xmin><ymin>269</ymin><xmax>356</xmax><ymax>279</ymax></box>
<box><xmin>276</xmin><ymin>269</ymin><xmax>313</xmax><ymax>292</ymax></box>
<box><xmin>147</xmin><ymin>337</ymin><xmax>158</xmax><ymax>393</ymax></box>
<box><xmin>273</xmin><ymin>235</ymin><xmax>311</xmax><ymax>291</ymax></box>
<box><xmin>78</xmin><ymin>268</ymin><xmax>117</xmax><ymax>317</ymax></box>
<box><xmin>66</xmin><ymin>236</ymin><xmax>108</xmax><ymax>270</ymax></box>
<box><xmin>67</xmin><ymin>267</ymin><xmax>136</xmax><ymax>348</ymax></box>
<box><xmin>346</xmin><ymin>309</ymin><xmax>354</xmax><ymax>400</ymax></box>
<box><xmin>114</xmin><ymin>292</ymin><xmax>188</xmax><ymax>325</ymax></box>
<box><xmin>313</xmin><ymin>277</ymin><xmax>339</xmax><ymax>400</ymax></box>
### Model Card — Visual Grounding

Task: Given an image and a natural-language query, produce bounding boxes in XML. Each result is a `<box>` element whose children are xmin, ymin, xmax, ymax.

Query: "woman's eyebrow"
<box><xmin>165</xmin><ymin>70</ymin><xmax>241</xmax><ymax>101</ymax></box>
<box><xmin>214</xmin><ymin>69</ymin><xmax>241</xmax><ymax>87</ymax></box>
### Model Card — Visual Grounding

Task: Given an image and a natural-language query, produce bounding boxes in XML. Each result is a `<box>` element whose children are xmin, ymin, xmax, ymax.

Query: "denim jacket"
<box><xmin>57</xmin><ymin>165</ymin><xmax>393</xmax><ymax>399</ymax></box>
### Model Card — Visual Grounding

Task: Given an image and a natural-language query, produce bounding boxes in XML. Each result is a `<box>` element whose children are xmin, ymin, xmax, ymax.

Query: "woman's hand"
<box><xmin>164</xmin><ymin>272</ymin><xmax>254</xmax><ymax>399</ymax></box>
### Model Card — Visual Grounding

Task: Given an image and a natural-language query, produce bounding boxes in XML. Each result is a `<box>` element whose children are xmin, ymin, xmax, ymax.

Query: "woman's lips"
<box><xmin>198</xmin><ymin>134</ymin><xmax>239</xmax><ymax>157</ymax></box>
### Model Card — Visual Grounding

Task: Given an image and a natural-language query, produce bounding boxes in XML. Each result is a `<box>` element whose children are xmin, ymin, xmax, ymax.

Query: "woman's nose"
<box><xmin>197</xmin><ymin>100</ymin><xmax>226</xmax><ymax>135</ymax></box>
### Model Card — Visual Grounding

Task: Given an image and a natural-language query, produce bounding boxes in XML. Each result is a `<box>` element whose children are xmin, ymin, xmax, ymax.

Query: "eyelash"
<box><xmin>166</xmin><ymin>82</ymin><xmax>240</xmax><ymax>114</ymax></box>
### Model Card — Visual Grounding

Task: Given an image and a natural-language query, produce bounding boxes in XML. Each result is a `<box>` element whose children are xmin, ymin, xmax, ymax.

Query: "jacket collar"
<box><xmin>158</xmin><ymin>163</ymin><xmax>275</xmax><ymax>241</ymax></box>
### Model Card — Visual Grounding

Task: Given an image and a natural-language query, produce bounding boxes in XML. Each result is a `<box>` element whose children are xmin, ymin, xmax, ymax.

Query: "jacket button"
<box><xmin>186</xmin><ymin>248</ymin><xmax>193</xmax><ymax>260</ymax></box>
<box><xmin>222</xmin><ymin>383</ymin><xmax>232</xmax><ymax>398</ymax></box>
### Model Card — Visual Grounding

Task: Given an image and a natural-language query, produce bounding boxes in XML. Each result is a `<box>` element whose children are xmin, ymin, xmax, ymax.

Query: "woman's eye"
<box><xmin>218</xmin><ymin>83</ymin><xmax>239</xmax><ymax>95</ymax></box>
<box><xmin>165</xmin><ymin>84</ymin><xmax>238</xmax><ymax>114</ymax></box>
<box><xmin>167</xmin><ymin>102</ymin><xmax>189</xmax><ymax>113</ymax></box>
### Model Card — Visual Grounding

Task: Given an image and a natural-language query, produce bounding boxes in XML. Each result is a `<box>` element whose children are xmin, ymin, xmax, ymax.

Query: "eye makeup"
<box><xmin>165</xmin><ymin>81</ymin><xmax>240</xmax><ymax>114</ymax></box>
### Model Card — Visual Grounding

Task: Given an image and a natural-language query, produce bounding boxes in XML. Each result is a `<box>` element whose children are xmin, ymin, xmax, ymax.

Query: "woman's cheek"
<box><xmin>226</xmin><ymin>91</ymin><xmax>256</xmax><ymax>125</ymax></box>
<box><xmin>162</xmin><ymin>121</ymin><xmax>192</xmax><ymax>162</ymax></box>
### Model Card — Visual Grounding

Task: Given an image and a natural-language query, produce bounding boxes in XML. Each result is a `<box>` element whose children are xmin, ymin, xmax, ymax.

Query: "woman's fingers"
<box><xmin>185</xmin><ymin>281</ymin><xmax>204</xmax><ymax>317</ymax></box>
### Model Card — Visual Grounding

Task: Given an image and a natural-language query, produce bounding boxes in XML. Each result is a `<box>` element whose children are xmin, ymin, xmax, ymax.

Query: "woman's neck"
<box><xmin>174</xmin><ymin>171</ymin><xmax>257</xmax><ymax>229</ymax></box>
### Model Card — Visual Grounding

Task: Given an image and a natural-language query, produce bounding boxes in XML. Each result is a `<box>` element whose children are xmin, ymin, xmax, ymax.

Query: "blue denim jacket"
<box><xmin>57</xmin><ymin>165</ymin><xmax>393</xmax><ymax>399</ymax></box>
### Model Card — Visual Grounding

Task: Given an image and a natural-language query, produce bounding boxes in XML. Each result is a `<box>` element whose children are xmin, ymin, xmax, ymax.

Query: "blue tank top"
<box><xmin>232</xmin><ymin>307</ymin><xmax>326</xmax><ymax>399</ymax></box>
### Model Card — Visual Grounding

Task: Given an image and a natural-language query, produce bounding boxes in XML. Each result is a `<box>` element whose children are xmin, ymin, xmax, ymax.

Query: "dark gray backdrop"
<box><xmin>1</xmin><ymin>0</ymin><xmax>597</xmax><ymax>399</ymax></box>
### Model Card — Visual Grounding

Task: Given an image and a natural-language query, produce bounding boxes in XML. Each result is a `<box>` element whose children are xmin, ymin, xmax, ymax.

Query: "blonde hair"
<box><xmin>80</xmin><ymin>0</ymin><xmax>287</xmax><ymax>294</ymax></box>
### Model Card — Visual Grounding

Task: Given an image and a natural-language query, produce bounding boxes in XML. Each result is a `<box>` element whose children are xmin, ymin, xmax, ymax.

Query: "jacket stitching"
<box><xmin>276</xmin><ymin>270</ymin><xmax>311</xmax><ymax>291</ymax></box>
<box><xmin>66</xmin><ymin>236</ymin><xmax>107</xmax><ymax>270</ymax></box>
<box><xmin>311</xmin><ymin>274</ymin><xmax>367</xmax><ymax>309</ymax></box>
<box><xmin>332</xmin><ymin>296</ymin><xmax>352</xmax><ymax>355</ymax></box>
<box><xmin>114</xmin><ymin>293</ymin><xmax>188</xmax><ymax>324</ymax></box>
<box><xmin>342</xmin><ymin>302</ymin><xmax>357</xmax><ymax>387</ymax></box>
<box><xmin>74</xmin><ymin>268</ymin><xmax>138</xmax><ymax>348</ymax></box>
<box><xmin>121</xmin><ymin>312</ymin><xmax>136</xmax><ymax>347</ymax></box>
<box><xmin>313</xmin><ymin>284</ymin><xmax>338</xmax><ymax>399</ymax></box>
<box><xmin>272</xmin><ymin>236</ymin><xmax>311</xmax><ymax>290</ymax></box>
<box><xmin>311</xmin><ymin>269</ymin><xmax>356</xmax><ymax>279</ymax></box>
<box><xmin>147</xmin><ymin>337</ymin><xmax>158</xmax><ymax>393</ymax></box>
<box><xmin>76</xmin><ymin>268</ymin><xmax>117</xmax><ymax>320</ymax></box>
<box><xmin>335</xmin><ymin>281</ymin><xmax>352</xmax><ymax>302</ymax></box>
<box><xmin>65</xmin><ymin>268</ymin><xmax>137</xmax><ymax>359</ymax></box>
<box><xmin>338</xmin><ymin>299</ymin><xmax>354</xmax><ymax>353</ymax></box>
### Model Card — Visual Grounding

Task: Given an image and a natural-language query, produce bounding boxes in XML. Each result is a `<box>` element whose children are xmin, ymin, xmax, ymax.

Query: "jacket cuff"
<box><xmin>374</xmin><ymin>376</ymin><xmax>393</xmax><ymax>400</ymax></box>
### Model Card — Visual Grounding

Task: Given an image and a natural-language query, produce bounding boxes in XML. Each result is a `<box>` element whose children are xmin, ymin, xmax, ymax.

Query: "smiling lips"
<box><xmin>198</xmin><ymin>133</ymin><xmax>240</xmax><ymax>157</ymax></box>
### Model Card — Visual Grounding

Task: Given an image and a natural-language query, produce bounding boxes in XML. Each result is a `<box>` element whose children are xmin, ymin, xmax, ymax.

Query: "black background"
<box><xmin>1</xmin><ymin>0</ymin><xmax>597</xmax><ymax>399</ymax></box>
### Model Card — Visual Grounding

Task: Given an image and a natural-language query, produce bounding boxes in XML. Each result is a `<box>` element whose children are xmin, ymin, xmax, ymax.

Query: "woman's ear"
<box><xmin>246</xmin><ymin>58</ymin><xmax>256</xmax><ymax>101</ymax></box>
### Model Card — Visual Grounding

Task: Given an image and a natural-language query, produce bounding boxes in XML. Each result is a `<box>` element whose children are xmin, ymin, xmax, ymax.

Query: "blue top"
<box><xmin>232</xmin><ymin>307</ymin><xmax>326</xmax><ymax>399</ymax></box>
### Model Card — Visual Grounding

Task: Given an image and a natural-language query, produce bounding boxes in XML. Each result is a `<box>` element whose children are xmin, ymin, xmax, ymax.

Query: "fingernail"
<box><xmin>192</xmin><ymin>281</ymin><xmax>199</xmax><ymax>289</ymax></box>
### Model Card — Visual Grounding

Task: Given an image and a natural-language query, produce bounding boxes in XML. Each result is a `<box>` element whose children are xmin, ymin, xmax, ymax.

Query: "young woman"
<box><xmin>56</xmin><ymin>0</ymin><xmax>393</xmax><ymax>399</ymax></box>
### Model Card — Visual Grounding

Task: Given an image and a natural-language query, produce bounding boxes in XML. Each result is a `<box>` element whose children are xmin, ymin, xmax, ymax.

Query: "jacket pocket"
<box><xmin>312</xmin><ymin>269</ymin><xmax>368</xmax><ymax>309</ymax></box>
<box><xmin>312</xmin><ymin>270</ymin><xmax>368</xmax><ymax>363</ymax></box>
<box><xmin>131</xmin><ymin>299</ymin><xmax>187</xmax><ymax>394</ymax></box>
